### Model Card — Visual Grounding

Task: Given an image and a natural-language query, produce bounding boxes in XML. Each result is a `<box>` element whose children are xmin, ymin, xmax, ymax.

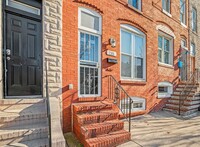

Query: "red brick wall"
<box><xmin>62</xmin><ymin>0</ymin><xmax>188</xmax><ymax>132</ymax></box>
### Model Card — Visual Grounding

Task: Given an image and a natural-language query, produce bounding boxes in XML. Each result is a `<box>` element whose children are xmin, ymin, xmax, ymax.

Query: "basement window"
<box><xmin>120</xmin><ymin>97</ymin><xmax>146</xmax><ymax>112</ymax></box>
<box><xmin>158</xmin><ymin>82</ymin><xmax>173</xmax><ymax>98</ymax></box>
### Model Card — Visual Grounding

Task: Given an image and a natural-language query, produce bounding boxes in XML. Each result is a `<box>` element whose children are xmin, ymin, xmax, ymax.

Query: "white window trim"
<box><xmin>192</xmin><ymin>8</ymin><xmax>197</xmax><ymax>32</ymax></box>
<box><xmin>158</xmin><ymin>31</ymin><xmax>173</xmax><ymax>66</ymax></box>
<box><xmin>120</xmin><ymin>97</ymin><xmax>146</xmax><ymax>112</ymax></box>
<box><xmin>162</xmin><ymin>0</ymin><xmax>171</xmax><ymax>14</ymax></box>
<box><xmin>180</xmin><ymin>0</ymin><xmax>186</xmax><ymax>25</ymax></box>
<box><xmin>120</xmin><ymin>24</ymin><xmax>146</xmax><ymax>81</ymax></box>
<box><xmin>78</xmin><ymin>7</ymin><xmax>102</xmax><ymax>98</ymax></box>
<box><xmin>78</xmin><ymin>7</ymin><xmax>102</xmax><ymax>35</ymax></box>
<box><xmin>158</xmin><ymin>82</ymin><xmax>173</xmax><ymax>98</ymax></box>
<box><xmin>128</xmin><ymin>0</ymin><xmax>142</xmax><ymax>11</ymax></box>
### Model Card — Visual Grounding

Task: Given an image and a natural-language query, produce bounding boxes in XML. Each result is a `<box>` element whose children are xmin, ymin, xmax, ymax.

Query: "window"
<box><xmin>6</xmin><ymin>0</ymin><xmax>40</xmax><ymax>15</ymax></box>
<box><xmin>158</xmin><ymin>34</ymin><xmax>173</xmax><ymax>65</ymax></box>
<box><xmin>162</xmin><ymin>0</ymin><xmax>171</xmax><ymax>13</ymax></box>
<box><xmin>192</xmin><ymin>8</ymin><xmax>197</xmax><ymax>32</ymax></box>
<box><xmin>181</xmin><ymin>39</ymin><xmax>187</xmax><ymax>48</ymax></box>
<box><xmin>128</xmin><ymin>0</ymin><xmax>142</xmax><ymax>11</ymax></box>
<box><xmin>158</xmin><ymin>82</ymin><xmax>173</xmax><ymax>98</ymax></box>
<box><xmin>180</xmin><ymin>0</ymin><xmax>186</xmax><ymax>25</ymax></box>
<box><xmin>120</xmin><ymin>97</ymin><xmax>146</xmax><ymax>112</ymax></box>
<box><xmin>78</xmin><ymin>8</ymin><xmax>102</xmax><ymax>97</ymax></box>
<box><xmin>191</xmin><ymin>43</ymin><xmax>195</xmax><ymax>56</ymax></box>
<box><xmin>120</xmin><ymin>25</ymin><xmax>146</xmax><ymax>80</ymax></box>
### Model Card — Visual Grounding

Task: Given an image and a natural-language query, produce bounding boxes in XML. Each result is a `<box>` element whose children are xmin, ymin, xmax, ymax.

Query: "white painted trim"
<box><xmin>162</xmin><ymin>9</ymin><xmax>172</xmax><ymax>17</ymax></box>
<box><xmin>158</xmin><ymin>81</ymin><xmax>173</xmax><ymax>98</ymax></box>
<box><xmin>120</xmin><ymin>25</ymin><xmax>146</xmax><ymax>81</ymax></box>
<box><xmin>158</xmin><ymin>31</ymin><xmax>174</xmax><ymax>65</ymax></box>
<box><xmin>78</xmin><ymin>7</ymin><xmax>102</xmax><ymax>98</ymax></box>
<box><xmin>78</xmin><ymin>7</ymin><xmax>102</xmax><ymax>35</ymax></box>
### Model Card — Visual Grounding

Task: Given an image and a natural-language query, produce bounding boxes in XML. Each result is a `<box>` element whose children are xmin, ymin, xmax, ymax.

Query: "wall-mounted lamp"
<box><xmin>109</xmin><ymin>38</ymin><xmax>116</xmax><ymax>48</ymax></box>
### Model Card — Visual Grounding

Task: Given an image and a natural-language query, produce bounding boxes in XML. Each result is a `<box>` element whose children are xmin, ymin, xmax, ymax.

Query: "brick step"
<box><xmin>85</xmin><ymin>130</ymin><xmax>130</xmax><ymax>147</ymax></box>
<box><xmin>178</xmin><ymin>82</ymin><xmax>199</xmax><ymax>86</ymax></box>
<box><xmin>75</xmin><ymin>110</ymin><xmax>119</xmax><ymax>125</ymax></box>
<box><xmin>0</xmin><ymin>123</ymin><xmax>48</xmax><ymax>146</ymax></box>
<box><xmin>3</xmin><ymin>138</ymin><xmax>49</xmax><ymax>147</ymax></box>
<box><xmin>73</xmin><ymin>101</ymin><xmax>113</xmax><ymax>114</ymax></box>
<box><xmin>0</xmin><ymin>99</ymin><xmax>45</xmax><ymax>105</ymax></box>
<box><xmin>81</xmin><ymin>120</ymin><xmax>124</xmax><ymax>139</ymax></box>
<box><xmin>173</xmin><ymin>90</ymin><xmax>196</xmax><ymax>95</ymax></box>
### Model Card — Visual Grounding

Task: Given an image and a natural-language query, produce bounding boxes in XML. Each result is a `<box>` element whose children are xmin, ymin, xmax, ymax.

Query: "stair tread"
<box><xmin>0</xmin><ymin>103</ymin><xmax>46</xmax><ymax>113</ymax></box>
<box><xmin>0</xmin><ymin>99</ymin><xmax>45</xmax><ymax>105</ymax></box>
<box><xmin>3</xmin><ymin>138</ymin><xmax>49</xmax><ymax>147</ymax></box>
<box><xmin>86</xmin><ymin>130</ymin><xmax>130</xmax><ymax>145</ymax></box>
<box><xmin>82</xmin><ymin>120</ymin><xmax>123</xmax><ymax>129</ymax></box>
<box><xmin>77</xmin><ymin>110</ymin><xmax>118</xmax><ymax>118</ymax></box>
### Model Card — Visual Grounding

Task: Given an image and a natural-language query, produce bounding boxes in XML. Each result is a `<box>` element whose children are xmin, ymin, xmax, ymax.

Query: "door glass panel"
<box><xmin>81</xmin><ymin>11</ymin><xmax>99</xmax><ymax>31</ymax></box>
<box><xmin>79</xmin><ymin>32</ymin><xmax>100</xmax><ymax>96</ymax></box>
<box><xmin>6</xmin><ymin>0</ymin><xmax>40</xmax><ymax>15</ymax></box>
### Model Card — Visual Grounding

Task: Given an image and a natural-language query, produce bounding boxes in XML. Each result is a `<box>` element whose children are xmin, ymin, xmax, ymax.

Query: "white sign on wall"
<box><xmin>106</xmin><ymin>50</ymin><xmax>117</xmax><ymax>57</ymax></box>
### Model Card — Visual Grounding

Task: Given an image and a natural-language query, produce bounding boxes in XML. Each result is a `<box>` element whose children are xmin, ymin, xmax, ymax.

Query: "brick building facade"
<box><xmin>62</xmin><ymin>0</ymin><xmax>189</xmax><ymax>133</ymax></box>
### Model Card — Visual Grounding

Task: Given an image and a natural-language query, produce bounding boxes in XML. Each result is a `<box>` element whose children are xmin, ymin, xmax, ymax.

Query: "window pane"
<box><xmin>80</xmin><ymin>33</ymin><xmax>99</xmax><ymax>62</ymax></box>
<box><xmin>164</xmin><ymin>52</ymin><xmax>169</xmax><ymax>64</ymax></box>
<box><xmin>163</xmin><ymin>0</ymin><xmax>170</xmax><ymax>12</ymax></box>
<box><xmin>121</xmin><ymin>30</ymin><xmax>132</xmax><ymax>54</ymax></box>
<box><xmin>164</xmin><ymin>38</ymin><xmax>170</xmax><ymax>51</ymax></box>
<box><xmin>128</xmin><ymin>0</ymin><xmax>140</xmax><ymax>10</ymax></box>
<box><xmin>135</xmin><ymin>36</ymin><xmax>144</xmax><ymax>57</ymax></box>
<box><xmin>81</xmin><ymin>11</ymin><xmax>99</xmax><ymax>31</ymax></box>
<box><xmin>80</xmin><ymin>67</ymin><xmax>85</xmax><ymax>94</ymax></box>
<box><xmin>192</xmin><ymin>8</ymin><xmax>197</xmax><ymax>31</ymax></box>
<box><xmin>159</xmin><ymin>87</ymin><xmax>168</xmax><ymax>93</ymax></box>
<box><xmin>7</xmin><ymin>0</ymin><xmax>40</xmax><ymax>15</ymax></box>
<box><xmin>80</xmin><ymin>33</ymin><xmax>85</xmax><ymax>60</ymax></box>
<box><xmin>85</xmin><ymin>68</ymin><xmax>89</xmax><ymax>94</ymax></box>
<box><xmin>121</xmin><ymin>55</ymin><xmax>132</xmax><ymax>78</ymax></box>
<box><xmin>135</xmin><ymin>57</ymin><xmax>143</xmax><ymax>79</ymax></box>
<box><xmin>191</xmin><ymin>43</ymin><xmax>195</xmax><ymax>56</ymax></box>
<box><xmin>181</xmin><ymin>39</ymin><xmax>186</xmax><ymax>48</ymax></box>
<box><xmin>158</xmin><ymin>36</ymin><xmax>163</xmax><ymax>48</ymax></box>
<box><xmin>158</xmin><ymin>49</ymin><xmax>162</xmax><ymax>62</ymax></box>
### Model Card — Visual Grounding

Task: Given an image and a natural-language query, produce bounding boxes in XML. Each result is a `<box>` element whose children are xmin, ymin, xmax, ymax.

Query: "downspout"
<box><xmin>188</xmin><ymin>0</ymin><xmax>191</xmax><ymax>79</ymax></box>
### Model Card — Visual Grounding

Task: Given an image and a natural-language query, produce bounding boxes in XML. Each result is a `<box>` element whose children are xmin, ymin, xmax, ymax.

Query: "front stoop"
<box><xmin>0</xmin><ymin>99</ymin><xmax>49</xmax><ymax>147</ymax></box>
<box><xmin>72</xmin><ymin>101</ymin><xmax>130</xmax><ymax>147</ymax></box>
<box><xmin>164</xmin><ymin>83</ymin><xmax>200</xmax><ymax>116</ymax></box>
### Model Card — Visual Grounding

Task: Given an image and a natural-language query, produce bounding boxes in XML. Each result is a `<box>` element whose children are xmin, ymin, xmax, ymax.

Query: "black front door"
<box><xmin>6</xmin><ymin>13</ymin><xmax>42</xmax><ymax>96</ymax></box>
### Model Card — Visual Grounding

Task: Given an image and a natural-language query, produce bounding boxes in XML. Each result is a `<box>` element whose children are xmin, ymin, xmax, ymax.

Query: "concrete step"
<box><xmin>75</xmin><ymin>110</ymin><xmax>119</xmax><ymax>125</ymax></box>
<box><xmin>163</xmin><ymin>108</ymin><xmax>199</xmax><ymax>116</ymax></box>
<box><xmin>0</xmin><ymin>122</ymin><xmax>48</xmax><ymax>146</ymax></box>
<box><xmin>85</xmin><ymin>130</ymin><xmax>130</xmax><ymax>147</ymax></box>
<box><xmin>165</xmin><ymin>103</ymin><xmax>200</xmax><ymax>110</ymax></box>
<box><xmin>0</xmin><ymin>99</ymin><xmax>45</xmax><ymax>105</ymax></box>
<box><xmin>73</xmin><ymin>101</ymin><xmax>113</xmax><ymax>114</ymax></box>
<box><xmin>3</xmin><ymin>138</ymin><xmax>49</xmax><ymax>147</ymax></box>
<box><xmin>81</xmin><ymin>120</ymin><xmax>124</xmax><ymax>139</ymax></box>
<box><xmin>0</xmin><ymin>110</ymin><xmax>47</xmax><ymax>127</ymax></box>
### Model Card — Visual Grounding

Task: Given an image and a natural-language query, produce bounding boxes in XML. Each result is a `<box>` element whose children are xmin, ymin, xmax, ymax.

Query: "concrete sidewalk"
<box><xmin>119</xmin><ymin>111</ymin><xmax>200</xmax><ymax>147</ymax></box>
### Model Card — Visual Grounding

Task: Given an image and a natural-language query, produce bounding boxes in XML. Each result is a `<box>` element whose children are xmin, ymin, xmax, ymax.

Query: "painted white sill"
<box><xmin>162</xmin><ymin>9</ymin><xmax>172</xmax><ymax>17</ymax></box>
<box><xmin>158</xmin><ymin>93</ymin><xmax>172</xmax><ymax>99</ymax></box>
<box><xmin>158</xmin><ymin>62</ymin><xmax>174</xmax><ymax>69</ymax></box>
<box><xmin>120</xmin><ymin>79</ymin><xmax>146</xmax><ymax>84</ymax></box>
<box><xmin>181</xmin><ymin>22</ymin><xmax>187</xmax><ymax>28</ymax></box>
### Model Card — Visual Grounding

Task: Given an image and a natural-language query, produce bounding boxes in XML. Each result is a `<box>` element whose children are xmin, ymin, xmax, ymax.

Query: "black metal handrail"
<box><xmin>179</xmin><ymin>69</ymin><xmax>199</xmax><ymax>115</ymax></box>
<box><xmin>107</xmin><ymin>75</ymin><xmax>133</xmax><ymax>132</ymax></box>
<box><xmin>45</xmin><ymin>58</ymin><xmax>52</xmax><ymax>147</ymax></box>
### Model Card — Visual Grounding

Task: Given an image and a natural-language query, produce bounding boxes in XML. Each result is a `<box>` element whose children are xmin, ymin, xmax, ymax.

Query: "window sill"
<box><xmin>162</xmin><ymin>9</ymin><xmax>172</xmax><ymax>18</ymax></box>
<box><xmin>181</xmin><ymin>22</ymin><xmax>187</xmax><ymax>28</ymax></box>
<box><xmin>127</xmin><ymin>4</ymin><xmax>143</xmax><ymax>15</ymax></box>
<box><xmin>120</xmin><ymin>80</ymin><xmax>146</xmax><ymax>85</ymax></box>
<box><xmin>158</xmin><ymin>62</ymin><xmax>174</xmax><ymax>69</ymax></box>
